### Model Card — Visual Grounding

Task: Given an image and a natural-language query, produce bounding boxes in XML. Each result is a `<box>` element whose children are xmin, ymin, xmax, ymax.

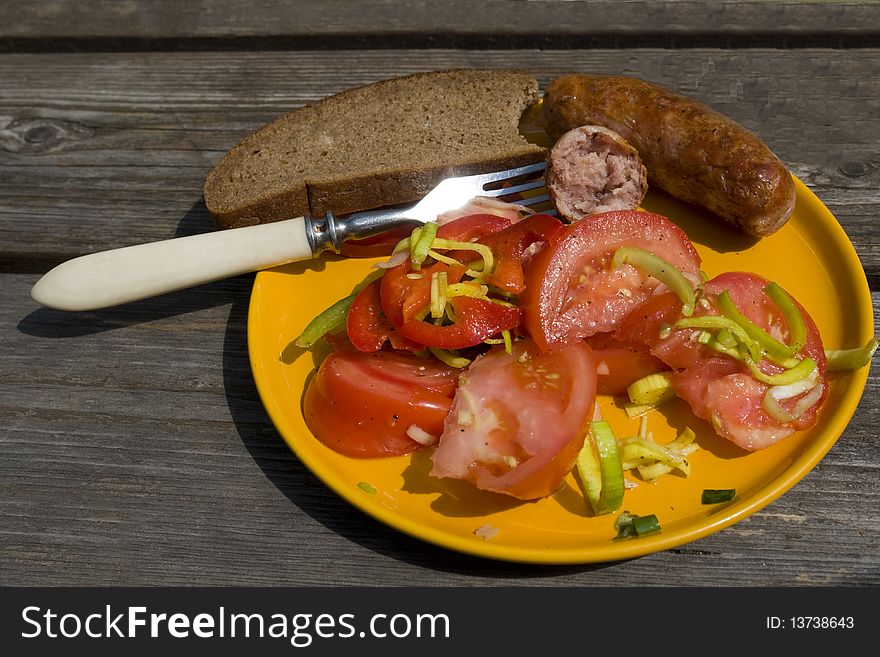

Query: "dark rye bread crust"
<box><xmin>204</xmin><ymin>69</ymin><xmax>547</xmax><ymax>229</ymax></box>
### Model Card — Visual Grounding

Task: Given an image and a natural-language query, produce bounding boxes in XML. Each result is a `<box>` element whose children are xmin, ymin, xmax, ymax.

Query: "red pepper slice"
<box><xmin>392</xmin><ymin>296</ymin><xmax>522</xmax><ymax>350</ymax></box>
<box><xmin>436</xmin><ymin>213</ymin><xmax>512</xmax><ymax>241</ymax></box>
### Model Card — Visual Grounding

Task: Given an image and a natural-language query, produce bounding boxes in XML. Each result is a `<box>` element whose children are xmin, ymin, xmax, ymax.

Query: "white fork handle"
<box><xmin>31</xmin><ymin>217</ymin><xmax>314</xmax><ymax>311</ymax></box>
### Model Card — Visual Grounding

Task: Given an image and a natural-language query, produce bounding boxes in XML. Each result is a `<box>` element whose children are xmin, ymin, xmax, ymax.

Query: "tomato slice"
<box><xmin>303</xmin><ymin>347</ymin><xmax>460</xmax><ymax>458</ymax></box>
<box><xmin>521</xmin><ymin>210</ymin><xmax>702</xmax><ymax>351</ymax></box>
<box><xmin>614</xmin><ymin>290</ymin><xmax>700</xmax><ymax>370</ymax></box>
<box><xmin>618</xmin><ymin>272</ymin><xmax>827</xmax><ymax>451</ymax></box>
<box><xmin>430</xmin><ymin>338</ymin><xmax>597</xmax><ymax>500</ymax></box>
<box><xmin>585</xmin><ymin>333</ymin><xmax>669</xmax><ymax>396</ymax></box>
<box><xmin>347</xmin><ymin>280</ymin><xmax>395</xmax><ymax>352</ymax></box>
<box><xmin>477</xmin><ymin>213</ymin><xmax>564</xmax><ymax>294</ymax></box>
<box><xmin>347</xmin><ymin>279</ymin><xmax>424</xmax><ymax>352</ymax></box>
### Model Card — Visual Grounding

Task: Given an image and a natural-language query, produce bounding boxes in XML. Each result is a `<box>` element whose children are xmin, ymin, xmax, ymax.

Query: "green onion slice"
<box><xmin>430</xmin><ymin>271</ymin><xmax>448</xmax><ymax>319</ymax></box>
<box><xmin>633</xmin><ymin>427</ymin><xmax>698</xmax><ymax>481</ymax></box>
<box><xmin>612</xmin><ymin>247</ymin><xmax>696</xmax><ymax>316</ymax></box>
<box><xmin>717</xmin><ymin>289</ymin><xmax>796</xmax><ymax>364</ymax></box>
<box><xmin>747</xmin><ymin>356</ymin><xmax>816</xmax><ymax>386</ymax></box>
<box><xmin>825</xmin><ymin>337</ymin><xmax>880</xmax><ymax>372</ymax></box>
<box><xmin>430</xmin><ymin>238</ymin><xmax>494</xmax><ymax>278</ymax></box>
<box><xmin>575</xmin><ymin>421</ymin><xmax>625</xmax><ymax>516</ymax></box>
<box><xmin>294</xmin><ymin>292</ymin><xmax>358</xmax><ymax>348</ymax></box>
<box><xmin>621</xmin><ymin>435</ymin><xmax>690</xmax><ymax>478</ymax></box>
<box><xmin>409</xmin><ymin>222</ymin><xmax>438</xmax><ymax>270</ymax></box>
<box><xmin>446</xmin><ymin>281</ymin><xmax>489</xmax><ymax>299</ymax></box>
<box><xmin>764</xmin><ymin>282</ymin><xmax>806</xmax><ymax>354</ymax></box>
<box><xmin>428</xmin><ymin>346</ymin><xmax>471</xmax><ymax>369</ymax></box>
<box><xmin>614</xmin><ymin>511</ymin><xmax>661</xmax><ymax>539</ymax></box>
<box><xmin>701</xmin><ymin>489</ymin><xmax>736</xmax><ymax>504</ymax></box>
<box><xmin>624</xmin><ymin>402</ymin><xmax>658</xmax><ymax>419</ymax></box>
<box><xmin>673</xmin><ymin>316</ymin><xmax>762</xmax><ymax>361</ymax></box>
<box><xmin>627</xmin><ymin>372</ymin><xmax>675</xmax><ymax>406</ymax></box>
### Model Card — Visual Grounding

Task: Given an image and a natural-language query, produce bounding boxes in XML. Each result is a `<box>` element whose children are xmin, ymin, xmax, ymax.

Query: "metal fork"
<box><xmin>31</xmin><ymin>162</ymin><xmax>550</xmax><ymax>311</ymax></box>
<box><xmin>306</xmin><ymin>161</ymin><xmax>550</xmax><ymax>254</ymax></box>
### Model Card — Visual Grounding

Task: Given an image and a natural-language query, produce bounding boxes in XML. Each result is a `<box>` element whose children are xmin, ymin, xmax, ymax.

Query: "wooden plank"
<box><xmin>2</xmin><ymin>49</ymin><xmax>878</xmax><ymax>275</ymax></box>
<box><xmin>3</xmin><ymin>1</ymin><xmax>879</xmax><ymax>46</ymax></box>
<box><xmin>2</xmin><ymin>272</ymin><xmax>878</xmax><ymax>585</ymax></box>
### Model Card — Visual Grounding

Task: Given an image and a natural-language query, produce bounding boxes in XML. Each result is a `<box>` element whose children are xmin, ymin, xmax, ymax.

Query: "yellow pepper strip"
<box><xmin>612</xmin><ymin>246</ymin><xmax>696</xmax><ymax>316</ymax></box>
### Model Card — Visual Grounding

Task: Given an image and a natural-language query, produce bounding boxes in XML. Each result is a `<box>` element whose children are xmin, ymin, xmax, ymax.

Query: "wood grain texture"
<box><xmin>3</xmin><ymin>0</ymin><xmax>879</xmax><ymax>48</ymax></box>
<box><xmin>0</xmin><ymin>40</ymin><xmax>878</xmax><ymax>585</ymax></box>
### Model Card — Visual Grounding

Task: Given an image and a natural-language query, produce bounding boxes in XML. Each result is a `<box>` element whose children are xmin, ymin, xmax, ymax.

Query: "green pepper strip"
<box><xmin>612</xmin><ymin>247</ymin><xmax>696</xmax><ymax>316</ymax></box>
<box><xmin>409</xmin><ymin>222</ymin><xmax>438</xmax><ymax>270</ymax></box>
<box><xmin>825</xmin><ymin>337</ymin><xmax>880</xmax><ymax>372</ymax></box>
<box><xmin>294</xmin><ymin>292</ymin><xmax>358</xmax><ymax>348</ymax></box>
<box><xmin>717</xmin><ymin>289</ymin><xmax>797</xmax><ymax>365</ymax></box>
<box><xmin>764</xmin><ymin>282</ymin><xmax>806</xmax><ymax>354</ymax></box>
<box><xmin>575</xmin><ymin>421</ymin><xmax>625</xmax><ymax>516</ymax></box>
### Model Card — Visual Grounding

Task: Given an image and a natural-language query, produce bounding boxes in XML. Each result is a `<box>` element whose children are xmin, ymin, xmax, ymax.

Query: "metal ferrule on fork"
<box><xmin>304</xmin><ymin>206</ymin><xmax>418</xmax><ymax>256</ymax></box>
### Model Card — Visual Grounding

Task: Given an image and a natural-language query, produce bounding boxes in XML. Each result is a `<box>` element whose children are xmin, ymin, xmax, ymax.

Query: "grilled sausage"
<box><xmin>543</xmin><ymin>75</ymin><xmax>797</xmax><ymax>237</ymax></box>
<box><xmin>547</xmin><ymin>125</ymin><xmax>648</xmax><ymax>221</ymax></box>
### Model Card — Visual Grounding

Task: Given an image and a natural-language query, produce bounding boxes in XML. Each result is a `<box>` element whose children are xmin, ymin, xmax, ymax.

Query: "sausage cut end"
<box><xmin>547</xmin><ymin>125</ymin><xmax>648</xmax><ymax>222</ymax></box>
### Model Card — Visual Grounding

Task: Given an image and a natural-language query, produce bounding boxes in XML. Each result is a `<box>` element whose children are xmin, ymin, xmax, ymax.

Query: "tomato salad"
<box><xmin>295</xmin><ymin>201</ymin><xmax>878</xmax><ymax>516</ymax></box>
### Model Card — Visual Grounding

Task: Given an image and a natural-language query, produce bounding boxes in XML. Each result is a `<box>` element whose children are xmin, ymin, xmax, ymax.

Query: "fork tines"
<box><xmin>480</xmin><ymin>161</ymin><xmax>552</xmax><ymax>212</ymax></box>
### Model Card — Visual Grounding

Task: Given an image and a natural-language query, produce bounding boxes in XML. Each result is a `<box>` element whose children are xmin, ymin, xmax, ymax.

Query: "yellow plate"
<box><xmin>247</xmin><ymin>178</ymin><xmax>873</xmax><ymax>564</ymax></box>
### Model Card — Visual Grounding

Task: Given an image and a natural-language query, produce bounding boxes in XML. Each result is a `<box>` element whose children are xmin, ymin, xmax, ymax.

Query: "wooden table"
<box><xmin>2</xmin><ymin>1</ymin><xmax>877</xmax><ymax>586</ymax></box>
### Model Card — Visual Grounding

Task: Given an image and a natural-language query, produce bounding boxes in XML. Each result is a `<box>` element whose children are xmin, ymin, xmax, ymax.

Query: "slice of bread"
<box><xmin>204</xmin><ymin>69</ymin><xmax>547</xmax><ymax>229</ymax></box>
